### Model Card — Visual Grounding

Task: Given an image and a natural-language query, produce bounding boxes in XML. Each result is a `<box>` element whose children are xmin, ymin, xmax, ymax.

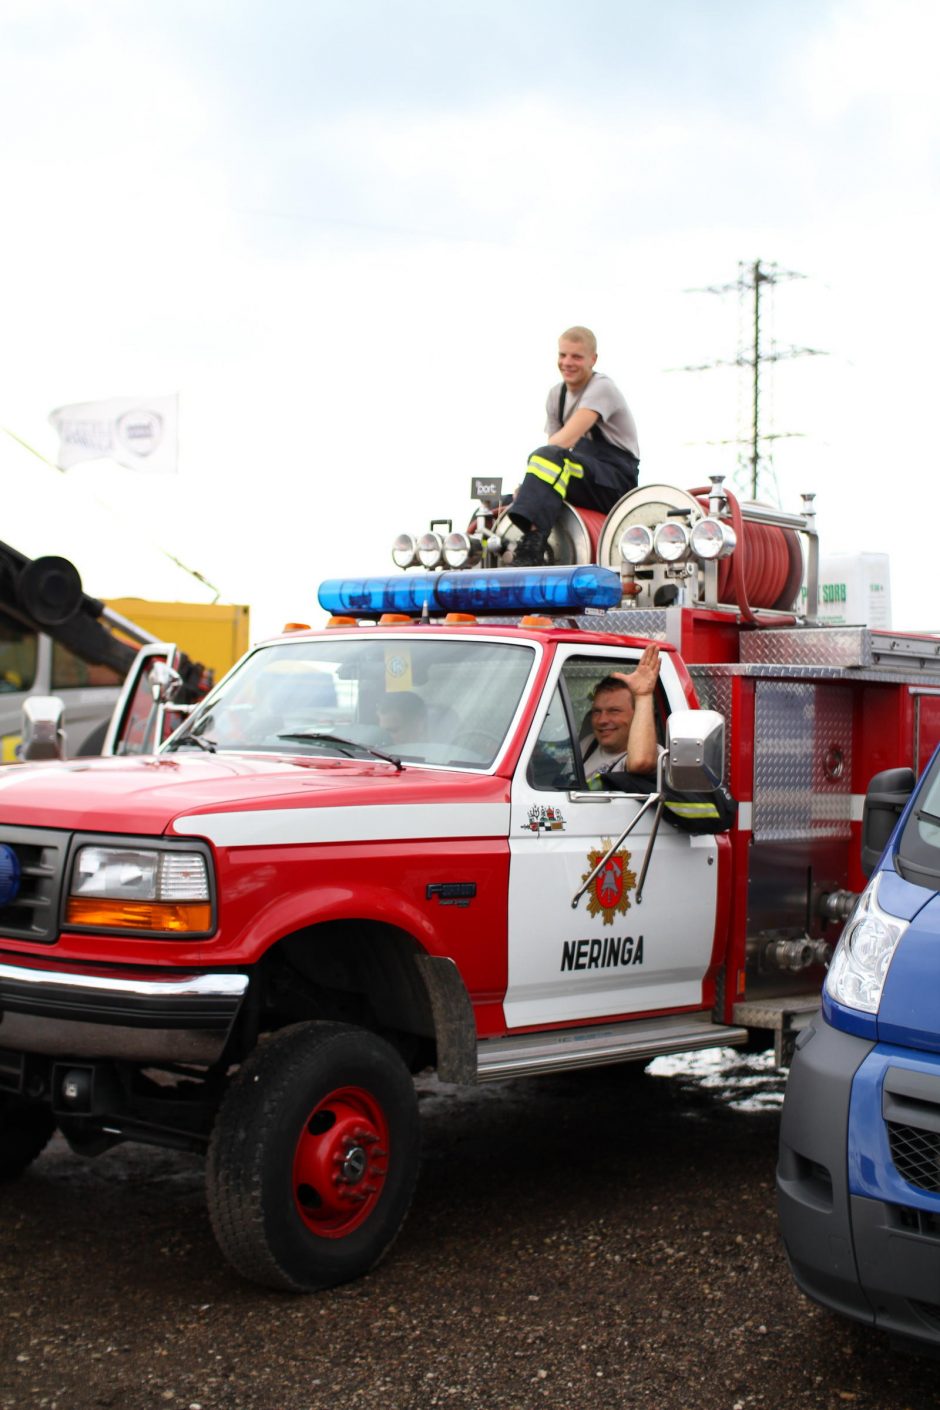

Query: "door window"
<box><xmin>527</xmin><ymin>655</ymin><xmax>666</xmax><ymax>792</ymax></box>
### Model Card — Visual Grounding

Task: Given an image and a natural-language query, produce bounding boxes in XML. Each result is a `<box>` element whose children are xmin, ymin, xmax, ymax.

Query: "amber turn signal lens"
<box><xmin>66</xmin><ymin>898</ymin><xmax>212</xmax><ymax>932</ymax></box>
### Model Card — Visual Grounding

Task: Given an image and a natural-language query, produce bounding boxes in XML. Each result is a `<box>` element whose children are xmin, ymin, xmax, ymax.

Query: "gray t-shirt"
<box><xmin>582</xmin><ymin>738</ymin><xmax>663</xmax><ymax>781</ymax></box>
<box><xmin>545</xmin><ymin>372</ymin><xmax>640</xmax><ymax>459</ymax></box>
<box><xmin>581</xmin><ymin>740</ymin><xmax>628</xmax><ymax>780</ymax></box>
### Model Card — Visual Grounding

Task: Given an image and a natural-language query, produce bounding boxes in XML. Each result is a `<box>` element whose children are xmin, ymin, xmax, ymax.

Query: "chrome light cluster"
<box><xmin>392</xmin><ymin>530</ymin><xmax>497</xmax><ymax>570</ymax></box>
<box><xmin>825</xmin><ymin>876</ymin><xmax>907</xmax><ymax>1014</ymax></box>
<box><xmin>619</xmin><ymin>515</ymin><xmax>736</xmax><ymax>567</ymax></box>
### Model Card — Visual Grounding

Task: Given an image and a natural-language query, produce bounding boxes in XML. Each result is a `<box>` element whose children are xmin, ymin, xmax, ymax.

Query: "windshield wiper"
<box><xmin>277</xmin><ymin>731</ymin><xmax>403</xmax><ymax>770</ymax></box>
<box><xmin>917</xmin><ymin>808</ymin><xmax>940</xmax><ymax>827</ymax></box>
<box><xmin>167</xmin><ymin>734</ymin><xmax>217</xmax><ymax>753</ymax></box>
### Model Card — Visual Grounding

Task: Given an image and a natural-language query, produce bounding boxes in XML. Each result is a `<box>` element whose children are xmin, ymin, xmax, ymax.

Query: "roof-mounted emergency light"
<box><xmin>317</xmin><ymin>565</ymin><xmax>623</xmax><ymax>619</ymax></box>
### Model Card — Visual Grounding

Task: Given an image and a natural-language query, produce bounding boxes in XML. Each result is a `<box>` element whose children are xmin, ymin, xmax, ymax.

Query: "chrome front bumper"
<box><xmin>0</xmin><ymin>959</ymin><xmax>249</xmax><ymax>1064</ymax></box>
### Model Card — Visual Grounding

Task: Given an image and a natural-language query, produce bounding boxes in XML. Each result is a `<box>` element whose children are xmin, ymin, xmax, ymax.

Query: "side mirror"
<box><xmin>664</xmin><ymin>709</ymin><xmax>725</xmax><ymax>792</ymax></box>
<box><xmin>149</xmin><ymin>659</ymin><xmax>183</xmax><ymax>704</ymax></box>
<box><xmin>19</xmin><ymin>695</ymin><xmax>65</xmax><ymax>761</ymax></box>
<box><xmin>861</xmin><ymin>766</ymin><xmax>916</xmax><ymax>877</ymax></box>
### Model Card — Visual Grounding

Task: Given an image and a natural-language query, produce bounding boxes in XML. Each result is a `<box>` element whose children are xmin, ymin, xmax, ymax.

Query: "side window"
<box><xmin>527</xmin><ymin>683</ymin><xmax>579</xmax><ymax>791</ymax></box>
<box><xmin>525</xmin><ymin>654</ymin><xmax>668</xmax><ymax>792</ymax></box>
<box><xmin>0</xmin><ymin>611</ymin><xmax>38</xmax><ymax>692</ymax></box>
<box><xmin>51</xmin><ymin>639</ymin><xmax>123</xmax><ymax>690</ymax></box>
<box><xmin>562</xmin><ymin>656</ymin><xmax>667</xmax><ymax>753</ymax></box>
<box><xmin>110</xmin><ymin>647</ymin><xmax>180</xmax><ymax>755</ymax></box>
<box><xmin>113</xmin><ymin>670</ymin><xmax>156</xmax><ymax>754</ymax></box>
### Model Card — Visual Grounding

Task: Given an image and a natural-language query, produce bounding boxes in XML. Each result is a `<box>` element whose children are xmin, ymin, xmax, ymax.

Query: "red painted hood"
<box><xmin>0</xmin><ymin>753</ymin><xmax>506</xmax><ymax>836</ymax></box>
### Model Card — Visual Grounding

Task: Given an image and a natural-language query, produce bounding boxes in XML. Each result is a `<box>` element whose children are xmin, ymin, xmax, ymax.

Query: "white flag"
<box><xmin>49</xmin><ymin>394</ymin><xmax>179</xmax><ymax>474</ymax></box>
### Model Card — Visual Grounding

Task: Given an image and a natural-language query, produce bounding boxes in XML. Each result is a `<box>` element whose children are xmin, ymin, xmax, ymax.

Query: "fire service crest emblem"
<box><xmin>581</xmin><ymin>841</ymin><xmax>636</xmax><ymax>925</ymax></box>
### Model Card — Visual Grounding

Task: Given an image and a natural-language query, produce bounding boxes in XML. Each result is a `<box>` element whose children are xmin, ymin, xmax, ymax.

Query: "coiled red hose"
<box><xmin>690</xmin><ymin>487</ymin><xmax>801</xmax><ymax>624</ymax></box>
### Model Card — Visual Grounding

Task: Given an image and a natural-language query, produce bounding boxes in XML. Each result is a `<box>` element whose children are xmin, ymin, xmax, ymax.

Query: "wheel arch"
<box><xmin>254</xmin><ymin>919</ymin><xmax>478</xmax><ymax>1083</ymax></box>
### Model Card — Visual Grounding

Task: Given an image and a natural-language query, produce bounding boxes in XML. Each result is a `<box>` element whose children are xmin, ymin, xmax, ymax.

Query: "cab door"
<box><xmin>102</xmin><ymin>643</ymin><xmax>185</xmax><ymax>755</ymax></box>
<box><xmin>505</xmin><ymin>645</ymin><xmax>719</xmax><ymax>1030</ymax></box>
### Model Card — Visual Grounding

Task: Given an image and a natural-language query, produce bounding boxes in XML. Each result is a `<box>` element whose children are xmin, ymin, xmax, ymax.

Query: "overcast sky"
<box><xmin>2</xmin><ymin>1</ymin><xmax>938</xmax><ymax>636</ymax></box>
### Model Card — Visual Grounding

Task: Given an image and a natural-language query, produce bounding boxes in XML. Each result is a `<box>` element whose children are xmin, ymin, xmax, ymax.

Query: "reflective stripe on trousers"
<box><xmin>526</xmin><ymin>452</ymin><xmax>585</xmax><ymax>500</ymax></box>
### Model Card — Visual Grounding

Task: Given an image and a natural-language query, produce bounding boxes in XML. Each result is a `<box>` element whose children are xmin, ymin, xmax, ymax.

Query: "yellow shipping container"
<box><xmin>105</xmin><ymin>599</ymin><xmax>251</xmax><ymax>680</ymax></box>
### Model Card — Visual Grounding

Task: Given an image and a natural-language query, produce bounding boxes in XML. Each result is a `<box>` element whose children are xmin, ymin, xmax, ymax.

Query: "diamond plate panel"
<box><xmin>576</xmin><ymin>609</ymin><xmax>672</xmax><ymax>641</ymax></box>
<box><xmin>689</xmin><ymin>668</ymin><xmax>734</xmax><ymax>782</ymax></box>
<box><xmin>741</xmin><ymin>627</ymin><xmax>873</xmax><ymax>669</ymax></box>
<box><xmin>753</xmin><ymin>681</ymin><xmax>853</xmax><ymax>841</ymax></box>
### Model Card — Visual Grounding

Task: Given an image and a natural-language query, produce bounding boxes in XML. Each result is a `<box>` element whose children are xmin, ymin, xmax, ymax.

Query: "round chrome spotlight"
<box><xmin>391</xmin><ymin>533</ymin><xmax>418</xmax><ymax>569</ymax></box>
<box><xmin>689</xmin><ymin>517</ymin><xmax>737</xmax><ymax>561</ymax></box>
<box><xmin>653</xmin><ymin>520</ymin><xmax>690</xmax><ymax>563</ymax></box>
<box><xmin>416</xmin><ymin>531</ymin><xmax>444</xmax><ymax>569</ymax></box>
<box><xmin>619</xmin><ymin>524</ymin><xmax>655</xmax><ymax>566</ymax></box>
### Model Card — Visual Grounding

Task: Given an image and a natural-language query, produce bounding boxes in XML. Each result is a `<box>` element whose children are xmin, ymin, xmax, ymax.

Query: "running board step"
<box><xmin>732</xmin><ymin>993</ymin><xmax>821</xmax><ymax>1067</ymax></box>
<box><xmin>476</xmin><ymin>1014</ymin><xmax>748</xmax><ymax>1082</ymax></box>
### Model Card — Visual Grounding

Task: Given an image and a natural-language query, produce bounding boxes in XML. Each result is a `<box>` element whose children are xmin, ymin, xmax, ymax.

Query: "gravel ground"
<box><xmin>2</xmin><ymin>1049</ymin><xmax>938</xmax><ymax>1410</ymax></box>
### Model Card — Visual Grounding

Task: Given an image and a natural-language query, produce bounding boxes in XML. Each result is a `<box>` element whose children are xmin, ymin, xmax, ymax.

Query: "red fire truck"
<box><xmin>1</xmin><ymin>476</ymin><xmax>938</xmax><ymax>1292</ymax></box>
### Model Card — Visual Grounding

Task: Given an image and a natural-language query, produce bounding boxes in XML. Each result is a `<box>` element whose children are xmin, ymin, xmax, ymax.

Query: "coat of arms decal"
<box><xmin>581</xmin><ymin>840</ymin><xmax>636</xmax><ymax>925</ymax></box>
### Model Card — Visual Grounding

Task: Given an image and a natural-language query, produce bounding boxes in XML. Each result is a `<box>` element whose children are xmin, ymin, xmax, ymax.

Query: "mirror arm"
<box><xmin>634</xmin><ymin>797</ymin><xmax>666</xmax><ymax>903</ymax></box>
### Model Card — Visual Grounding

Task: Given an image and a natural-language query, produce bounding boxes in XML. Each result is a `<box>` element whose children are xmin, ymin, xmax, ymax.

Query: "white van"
<box><xmin>0</xmin><ymin>608</ymin><xmax>124</xmax><ymax>759</ymax></box>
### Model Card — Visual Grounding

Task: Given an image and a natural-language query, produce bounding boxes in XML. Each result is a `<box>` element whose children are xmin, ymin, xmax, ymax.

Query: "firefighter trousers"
<box><xmin>507</xmin><ymin>437</ymin><xmax>639</xmax><ymax>535</ymax></box>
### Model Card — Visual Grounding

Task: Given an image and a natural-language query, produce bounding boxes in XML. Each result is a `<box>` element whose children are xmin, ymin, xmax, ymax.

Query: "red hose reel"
<box><xmin>597</xmin><ymin>482</ymin><xmax>804</xmax><ymax>621</ymax></box>
<box><xmin>690</xmin><ymin>487</ymin><xmax>803</xmax><ymax>618</ymax></box>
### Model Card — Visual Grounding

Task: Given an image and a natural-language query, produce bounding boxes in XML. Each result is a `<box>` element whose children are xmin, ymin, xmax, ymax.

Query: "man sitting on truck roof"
<box><xmin>508</xmin><ymin>325</ymin><xmax>641</xmax><ymax>567</ymax></box>
<box><xmin>581</xmin><ymin>644</ymin><xmax>660</xmax><ymax>782</ymax></box>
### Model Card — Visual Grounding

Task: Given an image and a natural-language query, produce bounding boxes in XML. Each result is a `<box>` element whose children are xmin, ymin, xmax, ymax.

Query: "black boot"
<box><xmin>512</xmin><ymin>527</ymin><xmax>550</xmax><ymax>567</ymax></box>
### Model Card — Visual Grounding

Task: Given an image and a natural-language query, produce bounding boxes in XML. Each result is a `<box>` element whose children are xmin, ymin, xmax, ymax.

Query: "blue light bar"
<box><xmin>317</xmin><ymin>565</ymin><xmax>623</xmax><ymax>618</ymax></box>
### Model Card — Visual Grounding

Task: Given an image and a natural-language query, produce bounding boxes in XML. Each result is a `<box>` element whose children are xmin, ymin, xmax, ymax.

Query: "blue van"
<box><xmin>778</xmin><ymin>757</ymin><xmax>940</xmax><ymax>1353</ymax></box>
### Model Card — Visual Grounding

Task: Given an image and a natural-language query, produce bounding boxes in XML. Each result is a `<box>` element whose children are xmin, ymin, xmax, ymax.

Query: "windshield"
<box><xmin>166</xmin><ymin>634</ymin><xmax>536</xmax><ymax>769</ymax></box>
<box><xmin>898</xmin><ymin>752</ymin><xmax>940</xmax><ymax>887</ymax></box>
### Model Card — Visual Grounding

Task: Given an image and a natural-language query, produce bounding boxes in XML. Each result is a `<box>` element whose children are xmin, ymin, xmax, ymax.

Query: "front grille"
<box><xmin>888</xmin><ymin>1122</ymin><xmax>940</xmax><ymax>1194</ymax></box>
<box><xmin>892</xmin><ymin>1203</ymin><xmax>940</xmax><ymax>1238</ymax></box>
<box><xmin>0</xmin><ymin>827</ymin><xmax>67</xmax><ymax>944</ymax></box>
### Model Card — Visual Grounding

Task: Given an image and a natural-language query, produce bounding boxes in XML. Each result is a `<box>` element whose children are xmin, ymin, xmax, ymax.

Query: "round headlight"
<box><xmin>619</xmin><ymin>524</ymin><xmax>655</xmax><ymax>566</ymax></box>
<box><xmin>416</xmin><ymin>532</ymin><xmax>444</xmax><ymax>569</ymax></box>
<box><xmin>689</xmin><ymin>517</ymin><xmax>737</xmax><ymax>561</ymax></box>
<box><xmin>391</xmin><ymin>533</ymin><xmax>418</xmax><ymax>569</ymax></box>
<box><xmin>653</xmin><ymin>520</ymin><xmax>690</xmax><ymax>563</ymax></box>
<box><xmin>443</xmin><ymin>532</ymin><xmax>481</xmax><ymax>569</ymax></box>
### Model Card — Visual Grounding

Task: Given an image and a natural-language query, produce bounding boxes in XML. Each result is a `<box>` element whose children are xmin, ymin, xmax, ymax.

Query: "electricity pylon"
<box><xmin>675</xmin><ymin>259</ymin><xmax>826</xmax><ymax>501</ymax></box>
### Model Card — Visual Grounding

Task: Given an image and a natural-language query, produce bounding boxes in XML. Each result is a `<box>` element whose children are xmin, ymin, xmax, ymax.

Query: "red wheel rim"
<box><xmin>291</xmin><ymin>1086</ymin><xmax>390</xmax><ymax>1238</ymax></box>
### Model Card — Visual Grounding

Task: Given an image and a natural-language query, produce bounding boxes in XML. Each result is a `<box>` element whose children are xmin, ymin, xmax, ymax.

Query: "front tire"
<box><xmin>206</xmin><ymin>1022</ymin><xmax>420</xmax><ymax>1292</ymax></box>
